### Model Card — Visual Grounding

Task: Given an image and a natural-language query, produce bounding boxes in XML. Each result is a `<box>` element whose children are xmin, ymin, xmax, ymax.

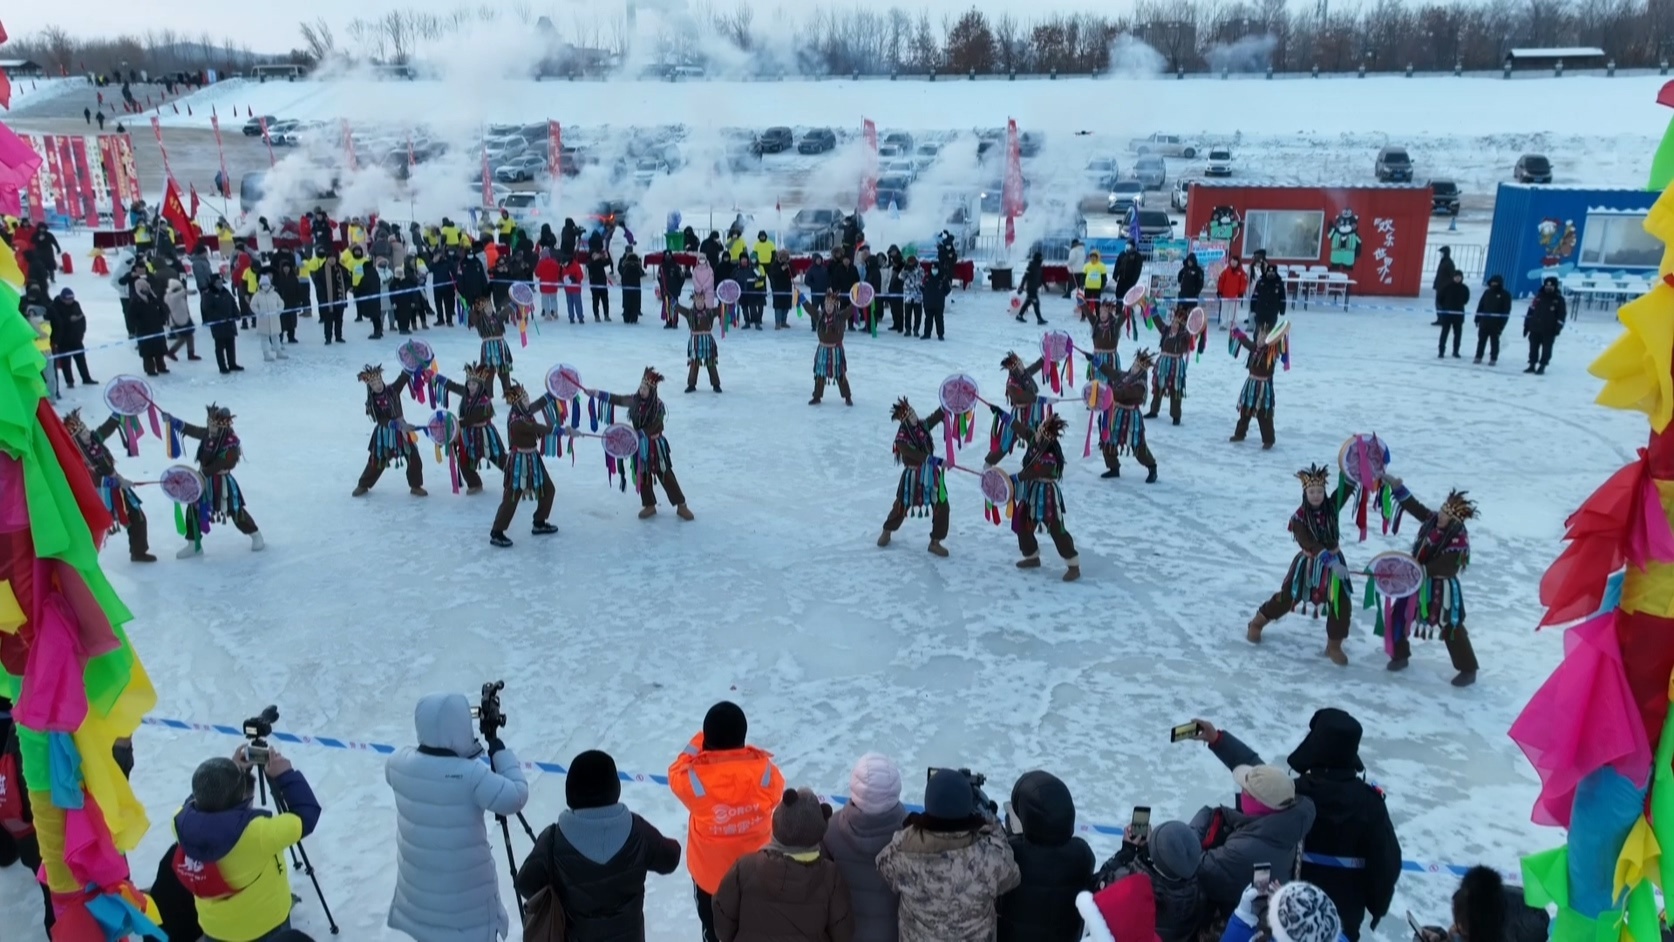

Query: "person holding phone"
<box><xmin>1221</xmin><ymin>879</ymin><xmax>1348</xmax><ymax>942</ymax></box>
<box><xmin>1190</xmin><ymin>714</ymin><xmax>1401</xmax><ymax>942</ymax></box>
<box><xmin>1091</xmin><ymin>818</ymin><xmax>1210</xmax><ymax>942</ymax></box>
<box><xmin>995</xmin><ymin>771</ymin><xmax>1095</xmax><ymax>942</ymax></box>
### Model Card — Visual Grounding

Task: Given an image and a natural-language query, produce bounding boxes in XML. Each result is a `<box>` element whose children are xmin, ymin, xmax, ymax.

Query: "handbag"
<box><xmin>521</xmin><ymin>887</ymin><xmax>566</xmax><ymax>942</ymax></box>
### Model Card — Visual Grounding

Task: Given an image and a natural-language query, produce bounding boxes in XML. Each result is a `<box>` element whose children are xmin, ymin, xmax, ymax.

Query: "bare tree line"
<box><xmin>9</xmin><ymin>0</ymin><xmax>1673</xmax><ymax>81</ymax></box>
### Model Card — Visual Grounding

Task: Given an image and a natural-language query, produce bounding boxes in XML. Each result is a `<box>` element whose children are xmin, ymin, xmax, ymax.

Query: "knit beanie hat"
<box><xmin>565</xmin><ymin>750</ymin><xmax>621</xmax><ymax>810</ymax></box>
<box><xmin>848</xmin><ymin>753</ymin><xmax>903</xmax><ymax>814</ymax></box>
<box><xmin>702</xmin><ymin>701</ymin><xmax>747</xmax><ymax>751</ymax></box>
<box><xmin>1269</xmin><ymin>881</ymin><xmax>1343</xmax><ymax>942</ymax></box>
<box><xmin>772</xmin><ymin>788</ymin><xmax>831</xmax><ymax>850</ymax></box>
<box><xmin>923</xmin><ymin>768</ymin><xmax>976</xmax><ymax>821</ymax></box>
<box><xmin>1148</xmin><ymin>821</ymin><xmax>1204</xmax><ymax>882</ymax></box>
<box><xmin>1234</xmin><ymin>764</ymin><xmax>1297</xmax><ymax>810</ymax></box>
<box><xmin>1075</xmin><ymin>872</ymin><xmax>1160</xmax><ymax>942</ymax></box>
<box><xmin>191</xmin><ymin>757</ymin><xmax>248</xmax><ymax>812</ymax></box>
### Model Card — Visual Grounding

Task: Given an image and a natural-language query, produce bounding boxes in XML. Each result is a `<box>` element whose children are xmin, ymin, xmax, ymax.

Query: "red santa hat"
<box><xmin>1076</xmin><ymin>873</ymin><xmax>1161</xmax><ymax>942</ymax></box>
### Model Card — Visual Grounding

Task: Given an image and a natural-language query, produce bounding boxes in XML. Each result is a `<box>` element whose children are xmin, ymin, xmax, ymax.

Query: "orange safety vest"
<box><xmin>667</xmin><ymin>735</ymin><xmax>784</xmax><ymax>894</ymax></box>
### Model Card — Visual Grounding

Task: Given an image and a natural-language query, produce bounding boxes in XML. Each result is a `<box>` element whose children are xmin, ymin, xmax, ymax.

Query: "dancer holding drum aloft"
<box><xmin>1229</xmin><ymin>320</ymin><xmax>1288</xmax><ymax>449</ymax></box>
<box><xmin>681</xmin><ymin>291</ymin><xmax>724</xmax><ymax>394</ymax></box>
<box><xmin>1084</xmin><ymin>297</ymin><xmax>1124</xmax><ymax>376</ymax></box>
<box><xmin>489</xmin><ymin>383</ymin><xmax>559</xmax><ymax>547</ymax></box>
<box><xmin>1083</xmin><ymin>348</ymin><xmax>1160</xmax><ymax>483</ymax></box>
<box><xmin>1379</xmin><ymin>477</ymin><xmax>1481</xmax><ymax>686</ymax></box>
<box><xmin>434</xmin><ymin>362</ymin><xmax>506</xmax><ymax>495</ymax></box>
<box><xmin>1247</xmin><ymin>463</ymin><xmax>1357</xmax><ymax>665</ymax></box>
<box><xmin>804</xmin><ymin>289</ymin><xmax>854</xmax><ymax>406</ymax></box>
<box><xmin>469</xmin><ymin>298</ymin><xmax>515</xmax><ymax>397</ymax></box>
<box><xmin>984</xmin><ymin>350</ymin><xmax>1049</xmax><ymax>467</ymax></box>
<box><xmin>63</xmin><ymin>408</ymin><xmax>154</xmax><ymax>562</ymax></box>
<box><xmin>594</xmin><ymin>367</ymin><xmax>695</xmax><ymax>520</ymax></box>
<box><xmin>877</xmin><ymin>397</ymin><xmax>950</xmax><ymax>557</ymax></box>
<box><xmin>1012</xmin><ymin>413</ymin><xmax>1081</xmax><ymax>582</ymax></box>
<box><xmin>1147</xmin><ymin>306</ymin><xmax>1207</xmax><ymax>426</ymax></box>
<box><xmin>352</xmin><ymin>364</ymin><xmax>426</xmax><ymax>498</ymax></box>
<box><xmin>165</xmin><ymin>403</ymin><xmax>265</xmax><ymax>558</ymax></box>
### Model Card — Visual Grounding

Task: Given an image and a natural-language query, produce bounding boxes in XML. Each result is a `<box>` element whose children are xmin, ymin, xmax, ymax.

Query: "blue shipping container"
<box><xmin>1483</xmin><ymin>183</ymin><xmax>1659</xmax><ymax>298</ymax></box>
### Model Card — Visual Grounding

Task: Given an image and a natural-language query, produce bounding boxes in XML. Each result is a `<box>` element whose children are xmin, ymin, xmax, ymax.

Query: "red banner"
<box><xmin>161</xmin><ymin>177</ymin><xmax>197</xmax><ymax>253</ymax></box>
<box><xmin>209</xmin><ymin>114</ymin><xmax>230</xmax><ymax>198</ymax></box>
<box><xmin>97</xmin><ymin>135</ymin><xmax>121</xmax><ymax>220</ymax></box>
<box><xmin>69</xmin><ymin>136</ymin><xmax>99</xmax><ymax>228</ymax></box>
<box><xmin>546</xmin><ymin>120</ymin><xmax>562</xmax><ymax>182</ymax></box>
<box><xmin>480</xmin><ymin>144</ymin><xmax>493</xmax><ymax>206</ymax></box>
<box><xmin>113</xmin><ymin>133</ymin><xmax>141</xmax><ymax>205</ymax></box>
<box><xmin>1002</xmin><ymin>118</ymin><xmax>1024</xmax><ymax>248</ymax></box>
<box><xmin>55</xmin><ymin>136</ymin><xmax>80</xmax><ymax>222</ymax></box>
<box><xmin>858</xmin><ymin>119</ymin><xmax>877</xmax><ymax>214</ymax></box>
<box><xmin>258</xmin><ymin>115</ymin><xmax>275</xmax><ymax>168</ymax></box>
<box><xmin>39</xmin><ymin>135</ymin><xmax>67</xmax><ymax>217</ymax></box>
<box><xmin>149</xmin><ymin>116</ymin><xmax>173</xmax><ymax>182</ymax></box>
<box><xmin>23</xmin><ymin>138</ymin><xmax>44</xmax><ymax>221</ymax></box>
<box><xmin>341</xmin><ymin>119</ymin><xmax>358</xmax><ymax>172</ymax></box>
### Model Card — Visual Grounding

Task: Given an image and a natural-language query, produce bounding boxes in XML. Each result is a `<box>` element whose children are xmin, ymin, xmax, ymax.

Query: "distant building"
<box><xmin>0</xmin><ymin>59</ymin><xmax>45</xmax><ymax>77</ymax></box>
<box><xmin>1504</xmin><ymin>47</ymin><xmax>1605</xmax><ymax>69</ymax></box>
<box><xmin>531</xmin><ymin>21</ymin><xmax>614</xmax><ymax>77</ymax></box>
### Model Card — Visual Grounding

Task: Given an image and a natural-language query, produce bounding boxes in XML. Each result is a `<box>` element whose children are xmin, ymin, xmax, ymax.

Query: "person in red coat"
<box><xmin>534</xmin><ymin>251</ymin><xmax>562</xmax><ymax>321</ymax></box>
<box><xmin>560</xmin><ymin>254</ymin><xmax>586</xmax><ymax>324</ymax></box>
<box><xmin>1215</xmin><ymin>258</ymin><xmax>1249</xmax><ymax>330</ymax></box>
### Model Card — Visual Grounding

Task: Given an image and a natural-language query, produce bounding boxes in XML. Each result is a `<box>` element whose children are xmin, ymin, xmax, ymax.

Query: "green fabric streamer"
<box><xmin>1650</xmin><ymin>706</ymin><xmax>1674</xmax><ymax>895</ymax></box>
<box><xmin>1523</xmin><ymin>846</ymin><xmax>1600</xmax><ymax>942</ymax></box>
<box><xmin>1649</xmin><ymin>115</ymin><xmax>1674</xmax><ymax>192</ymax></box>
<box><xmin>1623</xmin><ymin>880</ymin><xmax>1658</xmax><ymax>942</ymax></box>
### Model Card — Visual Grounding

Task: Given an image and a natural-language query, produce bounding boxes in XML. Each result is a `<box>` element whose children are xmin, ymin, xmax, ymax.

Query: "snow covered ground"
<box><xmin>2</xmin><ymin>77</ymin><xmax>82</xmax><ymax>112</ymax></box>
<box><xmin>0</xmin><ymin>227</ymin><xmax>1639</xmax><ymax>940</ymax></box>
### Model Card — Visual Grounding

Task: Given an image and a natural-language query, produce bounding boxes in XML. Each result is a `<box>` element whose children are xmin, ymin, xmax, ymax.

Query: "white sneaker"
<box><xmin>176</xmin><ymin>543</ymin><xmax>202</xmax><ymax>559</ymax></box>
<box><xmin>263</xmin><ymin>352</ymin><xmax>275</xmax><ymax>362</ymax></box>
<box><xmin>277</xmin><ymin>350</ymin><xmax>289</xmax><ymax>359</ymax></box>
<box><xmin>250</xmin><ymin>532</ymin><xmax>266</xmax><ymax>552</ymax></box>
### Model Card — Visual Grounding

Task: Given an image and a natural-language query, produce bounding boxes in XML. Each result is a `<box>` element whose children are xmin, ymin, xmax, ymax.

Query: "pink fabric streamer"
<box><xmin>1083</xmin><ymin>412</ymin><xmax>1095</xmax><ymax>458</ymax></box>
<box><xmin>63</xmin><ymin>794</ymin><xmax>129</xmax><ymax>888</ymax></box>
<box><xmin>0</xmin><ymin>120</ymin><xmax>43</xmax><ymax>187</ymax></box>
<box><xmin>15</xmin><ymin>591</ymin><xmax>92</xmax><ymax>733</ymax></box>
<box><xmin>147</xmin><ymin>403</ymin><xmax>162</xmax><ymax>440</ymax></box>
<box><xmin>1507</xmin><ymin>610</ymin><xmax>1653</xmax><ymax>828</ymax></box>
<box><xmin>1628</xmin><ymin>470</ymin><xmax>1674</xmax><ymax>568</ymax></box>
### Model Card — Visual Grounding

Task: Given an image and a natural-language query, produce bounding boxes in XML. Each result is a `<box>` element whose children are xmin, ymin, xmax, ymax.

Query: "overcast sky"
<box><xmin>6</xmin><ymin>1</ymin><xmax>1099</xmax><ymax>53</ymax></box>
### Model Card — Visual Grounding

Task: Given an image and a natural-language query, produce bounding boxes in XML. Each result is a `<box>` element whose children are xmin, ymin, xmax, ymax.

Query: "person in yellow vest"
<box><xmin>425</xmin><ymin>225</ymin><xmax>442</xmax><ymax>249</ymax></box>
<box><xmin>752</xmin><ymin>231</ymin><xmax>775</xmax><ymax>266</ymax></box>
<box><xmin>21</xmin><ymin>283</ymin><xmax>57</xmax><ymax>399</ymax></box>
<box><xmin>215</xmin><ymin>217</ymin><xmax>236</xmax><ymax>256</ymax></box>
<box><xmin>1082</xmin><ymin>250</ymin><xmax>1111</xmax><ymax>309</ymax></box>
<box><xmin>441</xmin><ymin>219</ymin><xmax>462</xmax><ymax>247</ymax></box>
<box><xmin>347</xmin><ymin>217</ymin><xmax>367</xmax><ymax>246</ymax></box>
<box><xmin>340</xmin><ymin>244</ymin><xmax>367</xmax><ymax>288</ymax></box>
<box><xmin>496</xmin><ymin>209</ymin><xmax>516</xmax><ymax>243</ymax></box>
<box><xmin>727</xmin><ymin>231</ymin><xmax>747</xmax><ymax>262</ymax></box>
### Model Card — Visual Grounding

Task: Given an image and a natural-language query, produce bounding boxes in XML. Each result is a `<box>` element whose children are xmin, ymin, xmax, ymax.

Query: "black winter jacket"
<box><xmin>1177</xmin><ymin>261</ymin><xmax>1205</xmax><ymax>301</ymax></box>
<box><xmin>1433</xmin><ymin>256</ymin><xmax>1458</xmax><ymax>291</ymax></box>
<box><xmin>1436</xmin><ymin>281</ymin><xmax>1471</xmax><ymax>315</ymax></box>
<box><xmin>1526</xmin><ymin>290</ymin><xmax>1567</xmax><ymax>337</ymax></box>
<box><xmin>996</xmin><ymin>771</ymin><xmax>1094</xmax><ymax>942</ymax></box>
<box><xmin>201</xmin><ymin>286</ymin><xmax>240</xmax><ymax>339</ymax></box>
<box><xmin>457</xmin><ymin>257</ymin><xmax>489</xmax><ymax>302</ymax></box>
<box><xmin>48</xmin><ymin>298</ymin><xmax>88</xmax><ymax>348</ymax></box>
<box><xmin>1114</xmin><ymin>249</ymin><xmax>1145</xmax><ymax>296</ymax></box>
<box><xmin>1476</xmin><ymin>283</ymin><xmax>1512</xmax><ymax>330</ymax></box>
<box><xmin>1250</xmin><ymin>274</ymin><xmax>1287</xmax><ymax>325</ymax></box>
<box><xmin>515</xmin><ymin>808</ymin><xmax>682</xmax><ymax>942</ymax></box>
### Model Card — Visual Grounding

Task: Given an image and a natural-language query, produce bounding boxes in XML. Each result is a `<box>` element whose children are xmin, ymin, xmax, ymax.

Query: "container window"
<box><xmin>1580</xmin><ymin>212</ymin><xmax>1660</xmax><ymax>269</ymax></box>
<box><xmin>1244</xmin><ymin>209</ymin><xmax>1324</xmax><ymax>260</ymax></box>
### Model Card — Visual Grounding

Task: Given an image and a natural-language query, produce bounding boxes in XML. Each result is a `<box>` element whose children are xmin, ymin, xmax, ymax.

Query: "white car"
<box><xmin>883</xmin><ymin>159</ymin><xmax>917</xmax><ymax>181</ymax></box>
<box><xmin>1107</xmin><ymin>179</ymin><xmax>1146</xmax><ymax>214</ymax></box>
<box><xmin>1129</xmin><ymin>133</ymin><xmax>1197</xmax><ymax>159</ymax></box>
<box><xmin>913</xmin><ymin>144</ymin><xmax>940</xmax><ymax>172</ymax></box>
<box><xmin>878</xmin><ymin>142</ymin><xmax>905</xmax><ymax>159</ymax></box>
<box><xmin>1171</xmin><ymin>179</ymin><xmax>1194</xmax><ymax>212</ymax></box>
<box><xmin>1204</xmin><ymin>149</ymin><xmax>1234</xmax><ymax>177</ymax></box>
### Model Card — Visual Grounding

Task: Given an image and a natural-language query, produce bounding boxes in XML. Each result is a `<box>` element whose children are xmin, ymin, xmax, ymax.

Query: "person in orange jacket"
<box><xmin>669</xmin><ymin>701</ymin><xmax>785</xmax><ymax>942</ymax></box>
<box><xmin>1215</xmin><ymin>256</ymin><xmax>1250</xmax><ymax>330</ymax></box>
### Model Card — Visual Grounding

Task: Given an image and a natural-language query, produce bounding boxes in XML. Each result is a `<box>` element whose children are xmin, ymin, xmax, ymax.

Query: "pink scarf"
<box><xmin>1241</xmin><ymin>792</ymin><xmax>1280</xmax><ymax>817</ymax></box>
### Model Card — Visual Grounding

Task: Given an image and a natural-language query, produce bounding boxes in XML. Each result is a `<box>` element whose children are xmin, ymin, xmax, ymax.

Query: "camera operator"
<box><xmin>172</xmin><ymin>744</ymin><xmax>321</xmax><ymax>942</ymax></box>
<box><xmin>876</xmin><ymin>768</ymin><xmax>1020</xmax><ymax>942</ymax></box>
<box><xmin>386</xmin><ymin>691</ymin><xmax>530</xmax><ymax>942</ymax></box>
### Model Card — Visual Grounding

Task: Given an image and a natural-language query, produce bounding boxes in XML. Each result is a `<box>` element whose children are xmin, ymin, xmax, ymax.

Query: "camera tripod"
<box><xmin>245</xmin><ymin>708</ymin><xmax>340</xmax><ymax>935</ymax></box>
<box><xmin>476</xmin><ymin>681</ymin><xmax>539</xmax><ymax>920</ymax></box>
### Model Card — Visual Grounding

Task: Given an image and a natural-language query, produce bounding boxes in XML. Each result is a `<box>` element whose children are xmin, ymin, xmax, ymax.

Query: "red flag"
<box><xmin>0</xmin><ymin>71</ymin><xmax>10</xmax><ymax>111</ymax></box>
<box><xmin>545</xmin><ymin>120</ymin><xmax>561</xmax><ymax>181</ymax></box>
<box><xmin>1002</xmin><ymin>118</ymin><xmax>1024</xmax><ymax>248</ymax></box>
<box><xmin>162</xmin><ymin>178</ymin><xmax>198</xmax><ymax>253</ymax></box>
<box><xmin>858</xmin><ymin>119</ymin><xmax>877</xmax><ymax>213</ymax></box>
<box><xmin>188</xmin><ymin>183</ymin><xmax>200</xmax><ymax>219</ymax></box>
<box><xmin>0</xmin><ymin>20</ymin><xmax>10</xmax><ymax>44</ymax></box>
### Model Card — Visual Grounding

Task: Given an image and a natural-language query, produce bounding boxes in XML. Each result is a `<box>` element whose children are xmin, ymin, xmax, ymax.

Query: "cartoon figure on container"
<box><xmin>1328</xmin><ymin>209</ymin><xmax>1362</xmax><ymax>272</ymax></box>
<box><xmin>1208</xmin><ymin>206</ymin><xmax>1242</xmax><ymax>243</ymax></box>
<box><xmin>1536</xmin><ymin>217</ymin><xmax>1578</xmax><ymax>269</ymax></box>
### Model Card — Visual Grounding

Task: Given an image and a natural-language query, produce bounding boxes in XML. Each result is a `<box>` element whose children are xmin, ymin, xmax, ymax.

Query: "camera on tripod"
<box><xmin>243</xmin><ymin>705</ymin><xmax>279</xmax><ymax>766</ymax></box>
<box><xmin>470</xmin><ymin>681</ymin><xmax>507</xmax><ymax>740</ymax></box>
<box><xmin>927</xmin><ymin>767</ymin><xmax>1000</xmax><ymax>819</ymax></box>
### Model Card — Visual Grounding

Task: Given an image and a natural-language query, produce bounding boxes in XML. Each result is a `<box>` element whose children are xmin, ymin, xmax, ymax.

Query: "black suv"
<box><xmin>754</xmin><ymin>127</ymin><xmax>793</xmax><ymax>155</ymax></box>
<box><xmin>798</xmin><ymin>128</ymin><xmax>837</xmax><ymax>154</ymax></box>
<box><xmin>243</xmin><ymin>115</ymin><xmax>277</xmax><ymax>136</ymax></box>
<box><xmin>1375</xmin><ymin>146</ymin><xmax>1413</xmax><ymax>182</ymax></box>
<box><xmin>1429</xmin><ymin>179</ymin><xmax>1460</xmax><ymax>215</ymax></box>
<box><xmin>1515</xmin><ymin>154</ymin><xmax>1553</xmax><ymax>184</ymax></box>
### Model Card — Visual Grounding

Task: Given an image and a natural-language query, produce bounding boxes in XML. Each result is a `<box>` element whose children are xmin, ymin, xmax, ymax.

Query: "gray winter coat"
<box><xmin>823</xmin><ymin>802</ymin><xmax>907</xmax><ymax>942</ymax></box>
<box><xmin>386</xmin><ymin>693</ymin><xmax>530</xmax><ymax>942</ymax></box>
<box><xmin>1188</xmin><ymin>798</ymin><xmax>1315</xmax><ymax>913</ymax></box>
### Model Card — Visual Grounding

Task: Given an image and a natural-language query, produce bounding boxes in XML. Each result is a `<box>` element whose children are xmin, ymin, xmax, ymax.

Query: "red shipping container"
<box><xmin>1183</xmin><ymin>182</ymin><xmax>1433</xmax><ymax>297</ymax></box>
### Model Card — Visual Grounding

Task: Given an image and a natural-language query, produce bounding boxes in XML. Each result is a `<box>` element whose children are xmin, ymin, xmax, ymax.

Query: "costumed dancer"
<box><xmin>1247</xmin><ymin>463</ymin><xmax>1357</xmax><ymax>665</ymax></box>
<box><xmin>352</xmin><ymin>364</ymin><xmax>426</xmax><ymax>497</ymax></box>
<box><xmin>436</xmin><ymin>362</ymin><xmax>507</xmax><ymax>494</ymax></box>
<box><xmin>1012</xmin><ymin>412</ymin><xmax>1081</xmax><ymax>581</ymax></box>
<box><xmin>1229</xmin><ymin>323</ymin><xmax>1283</xmax><ymax>449</ymax></box>
<box><xmin>63</xmin><ymin>409</ymin><xmax>155</xmax><ymax>562</ymax></box>
<box><xmin>469</xmin><ymin>299</ymin><xmax>514</xmax><ymax>396</ymax></box>
<box><xmin>984</xmin><ymin>350</ymin><xmax>1047</xmax><ymax>467</ymax></box>
<box><xmin>599</xmin><ymin>367</ymin><xmax>694</xmax><ymax>520</ymax></box>
<box><xmin>489</xmin><ymin>383</ymin><xmax>559</xmax><ymax>546</ymax></box>
<box><xmin>1085</xmin><ymin>297</ymin><xmax>1123</xmax><ymax>376</ymax></box>
<box><xmin>1147</xmin><ymin>306</ymin><xmax>1202</xmax><ymax>425</ymax></box>
<box><xmin>169</xmin><ymin>403</ymin><xmax>265</xmax><ymax>558</ymax></box>
<box><xmin>681</xmin><ymin>292</ymin><xmax>723</xmax><ymax>393</ymax></box>
<box><xmin>1380</xmin><ymin>477</ymin><xmax>1481</xmax><ymax>686</ymax></box>
<box><xmin>1084</xmin><ymin>348</ymin><xmax>1160</xmax><ymax>483</ymax></box>
<box><xmin>877</xmin><ymin>397</ymin><xmax>950</xmax><ymax>557</ymax></box>
<box><xmin>805</xmin><ymin>289</ymin><xmax>854</xmax><ymax>406</ymax></box>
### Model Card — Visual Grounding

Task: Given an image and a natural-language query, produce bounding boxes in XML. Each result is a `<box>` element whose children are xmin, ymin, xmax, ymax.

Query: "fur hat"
<box><xmin>1001</xmin><ymin>350</ymin><xmax>1025</xmax><ymax>371</ymax></box>
<box><xmin>1129</xmin><ymin>348</ymin><xmax>1158</xmax><ymax>373</ymax></box>
<box><xmin>357</xmin><ymin>364</ymin><xmax>384</xmax><ymax>383</ymax></box>
<box><xmin>641</xmin><ymin>366</ymin><xmax>665</xmax><ymax>386</ymax></box>
<box><xmin>61</xmin><ymin>408</ymin><xmax>86</xmax><ymax>435</ymax></box>
<box><xmin>464</xmin><ymin>362</ymin><xmax>495</xmax><ymax>381</ymax></box>
<box><xmin>890</xmin><ymin>396</ymin><xmax>916</xmax><ymax>423</ymax></box>
<box><xmin>1037</xmin><ymin>413</ymin><xmax>1069</xmax><ymax>442</ymax></box>
<box><xmin>503</xmin><ymin>383</ymin><xmax>531</xmax><ymax>406</ymax></box>
<box><xmin>848</xmin><ymin>753</ymin><xmax>904</xmax><ymax>813</ymax></box>
<box><xmin>1234</xmin><ymin>764</ymin><xmax>1297</xmax><ymax>809</ymax></box>
<box><xmin>565</xmin><ymin>750</ymin><xmax>622</xmax><ymax>810</ymax></box>
<box><xmin>206</xmin><ymin>404</ymin><xmax>235</xmax><ymax>425</ymax></box>
<box><xmin>702</xmin><ymin>701</ymin><xmax>747</xmax><ymax>751</ymax></box>
<box><xmin>1268</xmin><ymin>882</ymin><xmax>1343</xmax><ymax>942</ymax></box>
<box><xmin>1441</xmin><ymin>489</ymin><xmax>1478</xmax><ymax>521</ymax></box>
<box><xmin>1296</xmin><ymin>463</ymin><xmax>1330</xmax><ymax>490</ymax></box>
<box><xmin>191</xmin><ymin>757</ymin><xmax>249</xmax><ymax>813</ymax></box>
<box><xmin>771</xmin><ymin>787</ymin><xmax>832</xmax><ymax>850</ymax></box>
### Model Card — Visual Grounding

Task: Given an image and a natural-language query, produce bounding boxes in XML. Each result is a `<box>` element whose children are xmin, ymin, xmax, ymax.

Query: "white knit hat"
<box><xmin>848</xmin><ymin>752</ymin><xmax>903</xmax><ymax>813</ymax></box>
<box><xmin>1268</xmin><ymin>882</ymin><xmax>1342</xmax><ymax>942</ymax></box>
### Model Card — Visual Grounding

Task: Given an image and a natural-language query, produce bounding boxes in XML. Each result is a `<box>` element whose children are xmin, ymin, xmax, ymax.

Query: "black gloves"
<box><xmin>487</xmin><ymin>737</ymin><xmax>506</xmax><ymax>757</ymax></box>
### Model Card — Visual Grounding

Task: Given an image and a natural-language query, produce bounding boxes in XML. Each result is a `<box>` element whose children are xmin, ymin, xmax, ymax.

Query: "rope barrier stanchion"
<box><xmin>138</xmin><ymin>715</ymin><xmax>1512</xmax><ymax>880</ymax></box>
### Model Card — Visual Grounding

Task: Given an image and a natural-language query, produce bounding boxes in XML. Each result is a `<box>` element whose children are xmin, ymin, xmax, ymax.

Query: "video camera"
<box><xmin>243</xmin><ymin>705</ymin><xmax>279</xmax><ymax>766</ymax></box>
<box><xmin>470</xmin><ymin>681</ymin><xmax>507</xmax><ymax>740</ymax></box>
<box><xmin>927</xmin><ymin>767</ymin><xmax>1000</xmax><ymax>820</ymax></box>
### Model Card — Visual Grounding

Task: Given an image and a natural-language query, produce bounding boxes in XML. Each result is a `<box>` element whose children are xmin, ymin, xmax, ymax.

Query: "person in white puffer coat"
<box><xmin>250</xmin><ymin>275</ymin><xmax>287</xmax><ymax>361</ymax></box>
<box><xmin>386</xmin><ymin>693</ymin><xmax>530</xmax><ymax>942</ymax></box>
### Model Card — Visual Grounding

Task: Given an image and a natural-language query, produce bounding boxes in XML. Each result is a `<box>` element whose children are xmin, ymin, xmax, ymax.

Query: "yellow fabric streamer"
<box><xmin>0</xmin><ymin>578</ymin><xmax>22</xmax><ymax>634</ymax></box>
<box><xmin>1618</xmin><ymin>556</ymin><xmax>1674</xmax><ymax>617</ymax></box>
<box><xmin>1615</xmin><ymin>816</ymin><xmax>1662</xmax><ymax>900</ymax></box>
<box><xmin>1591</xmin><ymin>288</ymin><xmax>1674</xmax><ymax>430</ymax></box>
<box><xmin>0</xmin><ymin>240</ymin><xmax>22</xmax><ymax>287</ymax></box>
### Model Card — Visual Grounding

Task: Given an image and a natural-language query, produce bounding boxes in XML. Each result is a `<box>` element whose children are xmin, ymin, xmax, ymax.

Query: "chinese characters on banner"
<box><xmin>19</xmin><ymin>133</ymin><xmax>141</xmax><ymax>223</ymax></box>
<box><xmin>1372</xmin><ymin>217</ymin><xmax>1396</xmax><ymax>286</ymax></box>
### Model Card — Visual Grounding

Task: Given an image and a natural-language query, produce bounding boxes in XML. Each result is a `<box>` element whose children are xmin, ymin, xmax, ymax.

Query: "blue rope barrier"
<box><xmin>139</xmin><ymin>715</ymin><xmax>1514</xmax><ymax>879</ymax></box>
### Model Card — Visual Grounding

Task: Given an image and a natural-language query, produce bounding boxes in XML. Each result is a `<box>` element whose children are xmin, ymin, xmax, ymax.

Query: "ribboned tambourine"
<box><xmin>1338</xmin><ymin>433</ymin><xmax>1391</xmax><ymax>488</ymax></box>
<box><xmin>1186</xmin><ymin>307</ymin><xmax>1207</xmax><ymax>335</ymax></box>
<box><xmin>716</xmin><ymin>279</ymin><xmax>742</xmax><ymax>305</ymax></box>
<box><xmin>103</xmin><ymin>374</ymin><xmax>154</xmax><ymax>416</ymax></box>
<box><xmin>1366</xmin><ymin>551</ymin><xmax>1424</xmax><ymax>599</ymax></box>
<box><xmin>508</xmin><ymin>282</ymin><xmax>536</xmax><ymax>307</ymax></box>
<box><xmin>159</xmin><ymin>465</ymin><xmax>205</xmax><ymax>504</ymax></box>
<box><xmin>1083</xmin><ymin>379</ymin><xmax>1114</xmax><ymax>412</ymax></box>
<box><xmin>1265</xmin><ymin>317</ymin><xmax>1292</xmax><ymax>344</ymax></box>
<box><xmin>397</xmin><ymin>339</ymin><xmax>435</xmax><ymax>373</ymax></box>
<box><xmin>425</xmin><ymin>410</ymin><xmax>459</xmax><ymax>445</ymax></box>
<box><xmin>980</xmin><ymin>467</ymin><xmax>1014</xmax><ymax>505</ymax></box>
<box><xmin>1123</xmin><ymin>283</ymin><xmax>1148</xmax><ymax>307</ymax></box>
<box><xmin>546</xmin><ymin>363</ymin><xmax>584</xmax><ymax>401</ymax></box>
<box><xmin>939</xmin><ymin>373</ymin><xmax>980</xmax><ymax>415</ymax></box>
<box><xmin>851</xmin><ymin>282</ymin><xmax>876</xmax><ymax>307</ymax></box>
<box><xmin>601</xmin><ymin>423</ymin><xmax>639</xmax><ymax>460</ymax></box>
